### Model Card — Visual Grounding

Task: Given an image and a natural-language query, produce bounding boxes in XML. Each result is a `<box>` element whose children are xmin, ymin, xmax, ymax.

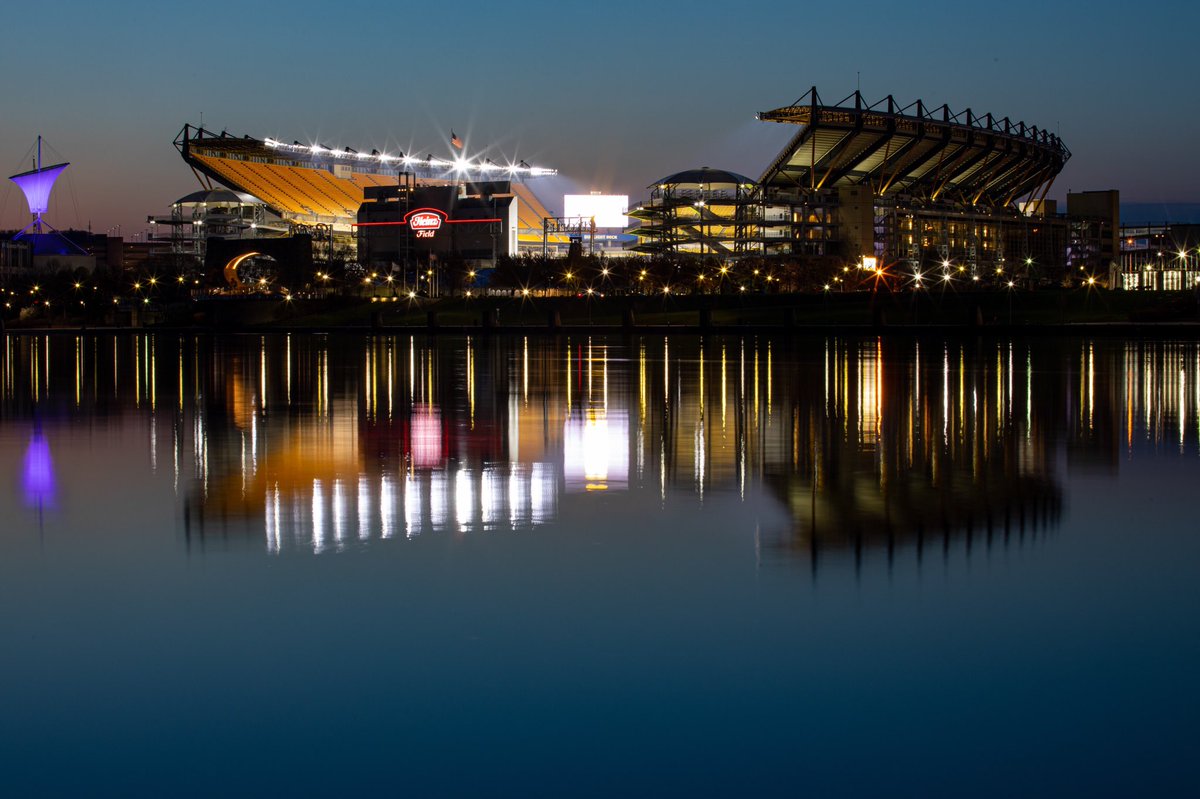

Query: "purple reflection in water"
<box><xmin>22</xmin><ymin>428</ymin><xmax>56</xmax><ymax>510</ymax></box>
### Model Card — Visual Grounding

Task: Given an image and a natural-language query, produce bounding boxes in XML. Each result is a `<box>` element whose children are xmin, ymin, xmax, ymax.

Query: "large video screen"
<box><xmin>563</xmin><ymin>195</ymin><xmax>629</xmax><ymax>229</ymax></box>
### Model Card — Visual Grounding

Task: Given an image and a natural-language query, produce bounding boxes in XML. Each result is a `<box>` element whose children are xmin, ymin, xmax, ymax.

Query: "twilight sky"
<box><xmin>0</xmin><ymin>0</ymin><xmax>1195</xmax><ymax>236</ymax></box>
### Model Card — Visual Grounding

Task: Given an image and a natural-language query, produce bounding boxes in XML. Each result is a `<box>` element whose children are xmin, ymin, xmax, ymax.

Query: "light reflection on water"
<box><xmin>3</xmin><ymin>332</ymin><xmax>1200</xmax><ymax>795</ymax></box>
<box><xmin>4</xmin><ymin>333</ymin><xmax>1199</xmax><ymax>565</ymax></box>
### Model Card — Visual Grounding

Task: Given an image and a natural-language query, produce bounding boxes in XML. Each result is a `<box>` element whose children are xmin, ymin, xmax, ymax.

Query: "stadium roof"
<box><xmin>174</xmin><ymin>188</ymin><xmax>260</xmax><ymax>206</ymax></box>
<box><xmin>756</xmin><ymin>87</ymin><xmax>1069</xmax><ymax>208</ymax></box>
<box><xmin>651</xmin><ymin>167</ymin><xmax>756</xmax><ymax>188</ymax></box>
<box><xmin>174</xmin><ymin>125</ymin><xmax>560</xmax><ymax>239</ymax></box>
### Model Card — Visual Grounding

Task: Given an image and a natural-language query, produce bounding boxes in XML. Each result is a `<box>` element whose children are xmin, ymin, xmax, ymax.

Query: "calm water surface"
<box><xmin>1</xmin><ymin>332</ymin><xmax>1198</xmax><ymax>796</ymax></box>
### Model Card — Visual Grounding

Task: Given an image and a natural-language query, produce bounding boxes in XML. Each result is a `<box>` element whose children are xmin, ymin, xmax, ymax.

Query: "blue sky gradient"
<box><xmin>1</xmin><ymin>0</ymin><xmax>1195</xmax><ymax>234</ymax></box>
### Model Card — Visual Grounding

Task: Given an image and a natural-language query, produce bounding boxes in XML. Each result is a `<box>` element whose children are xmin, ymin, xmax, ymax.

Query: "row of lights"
<box><xmin>262</xmin><ymin>138</ymin><xmax>556</xmax><ymax>176</ymax></box>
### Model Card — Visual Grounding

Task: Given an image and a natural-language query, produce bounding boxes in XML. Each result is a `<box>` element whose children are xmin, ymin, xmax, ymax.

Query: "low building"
<box><xmin>356</xmin><ymin>181</ymin><xmax>517</xmax><ymax>279</ymax></box>
<box><xmin>1117</xmin><ymin>224</ymin><xmax>1200</xmax><ymax>290</ymax></box>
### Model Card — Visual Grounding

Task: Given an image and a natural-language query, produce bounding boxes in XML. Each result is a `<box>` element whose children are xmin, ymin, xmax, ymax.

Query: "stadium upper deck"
<box><xmin>757</xmin><ymin>87</ymin><xmax>1070</xmax><ymax>209</ymax></box>
<box><xmin>175</xmin><ymin>125</ymin><xmax>559</xmax><ymax>243</ymax></box>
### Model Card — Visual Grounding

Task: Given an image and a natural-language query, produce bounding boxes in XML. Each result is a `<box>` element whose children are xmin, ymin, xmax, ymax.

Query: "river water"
<box><xmin>1</xmin><ymin>332</ymin><xmax>1197</xmax><ymax>796</ymax></box>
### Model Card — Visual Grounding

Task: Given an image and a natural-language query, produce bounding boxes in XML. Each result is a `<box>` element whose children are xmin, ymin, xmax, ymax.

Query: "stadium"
<box><xmin>628</xmin><ymin>87</ymin><xmax>1119</xmax><ymax>287</ymax></box>
<box><xmin>152</xmin><ymin>87</ymin><xmax>1120</xmax><ymax>292</ymax></box>
<box><xmin>153</xmin><ymin>124</ymin><xmax>563</xmax><ymax>287</ymax></box>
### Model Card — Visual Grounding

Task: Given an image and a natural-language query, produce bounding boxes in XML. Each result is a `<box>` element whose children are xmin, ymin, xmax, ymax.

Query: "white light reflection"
<box><xmin>150</xmin><ymin>415</ymin><xmax>157</xmax><ymax>472</ymax></box>
<box><xmin>404</xmin><ymin>473</ymin><xmax>421</xmax><ymax>538</ymax></box>
<box><xmin>333</xmin><ymin>479</ymin><xmax>347</xmax><ymax>548</ymax></box>
<box><xmin>509</xmin><ymin>466</ymin><xmax>527</xmax><ymax>530</ymax></box>
<box><xmin>357</xmin><ymin>475</ymin><xmax>371</xmax><ymax>540</ymax></box>
<box><xmin>482</xmin><ymin>466</ymin><xmax>502</xmax><ymax>529</ymax></box>
<box><xmin>564</xmin><ymin>410</ymin><xmax>629</xmax><ymax>492</ymax></box>
<box><xmin>530</xmin><ymin>462</ymin><xmax>555</xmax><ymax>525</ymax></box>
<box><xmin>456</xmin><ymin>467</ymin><xmax>474</xmax><ymax>532</ymax></box>
<box><xmin>430</xmin><ymin>471</ymin><xmax>448</xmax><ymax>531</ymax></box>
<box><xmin>1180</xmin><ymin>367</ymin><xmax>1186</xmax><ymax>452</ymax></box>
<box><xmin>265</xmin><ymin>484</ymin><xmax>281</xmax><ymax>554</ymax></box>
<box><xmin>312</xmin><ymin>479</ymin><xmax>326</xmax><ymax>554</ymax></box>
<box><xmin>380</xmin><ymin>474</ymin><xmax>396</xmax><ymax>539</ymax></box>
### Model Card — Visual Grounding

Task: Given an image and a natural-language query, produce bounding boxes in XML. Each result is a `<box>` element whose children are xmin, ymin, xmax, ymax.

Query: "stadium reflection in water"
<box><xmin>5</xmin><ymin>332</ymin><xmax>1199</xmax><ymax>569</ymax></box>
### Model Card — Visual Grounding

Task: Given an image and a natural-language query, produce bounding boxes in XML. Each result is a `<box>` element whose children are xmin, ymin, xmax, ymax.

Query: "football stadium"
<box><xmin>153</xmin><ymin>87</ymin><xmax>1121</xmax><ymax>292</ymax></box>
<box><xmin>628</xmin><ymin>88</ymin><xmax>1118</xmax><ymax>286</ymax></box>
<box><xmin>156</xmin><ymin>124</ymin><xmax>563</xmax><ymax>284</ymax></box>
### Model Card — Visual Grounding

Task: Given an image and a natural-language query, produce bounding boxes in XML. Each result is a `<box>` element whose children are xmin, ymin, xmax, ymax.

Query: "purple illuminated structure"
<box><xmin>22</xmin><ymin>426</ymin><xmax>56</xmax><ymax>512</ymax></box>
<box><xmin>8</xmin><ymin>136</ymin><xmax>78</xmax><ymax>247</ymax></box>
<box><xmin>11</xmin><ymin>162</ymin><xmax>68</xmax><ymax>219</ymax></box>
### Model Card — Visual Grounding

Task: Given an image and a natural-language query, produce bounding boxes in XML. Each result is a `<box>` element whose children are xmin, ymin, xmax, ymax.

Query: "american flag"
<box><xmin>450</xmin><ymin>131</ymin><xmax>463</xmax><ymax>150</ymax></box>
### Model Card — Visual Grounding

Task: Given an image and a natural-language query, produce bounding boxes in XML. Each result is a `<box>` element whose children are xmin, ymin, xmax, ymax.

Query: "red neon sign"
<box><xmin>352</xmin><ymin>206</ymin><xmax>502</xmax><ymax>230</ymax></box>
<box><xmin>404</xmin><ymin>207</ymin><xmax>445</xmax><ymax>231</ymax></box>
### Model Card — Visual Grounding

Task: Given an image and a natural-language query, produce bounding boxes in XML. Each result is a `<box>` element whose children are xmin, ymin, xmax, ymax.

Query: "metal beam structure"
<box><xmin>757</xmin><ymin>87</ymin><xmax>1069</xmax><ymax>207</ymax></box>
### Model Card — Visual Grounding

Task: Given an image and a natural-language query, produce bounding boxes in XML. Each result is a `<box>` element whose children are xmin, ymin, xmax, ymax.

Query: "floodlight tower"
<box><xmin>8</xmin><ymin>136</ymin><xmax>69</xmax><ymax>238</ymax></box>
